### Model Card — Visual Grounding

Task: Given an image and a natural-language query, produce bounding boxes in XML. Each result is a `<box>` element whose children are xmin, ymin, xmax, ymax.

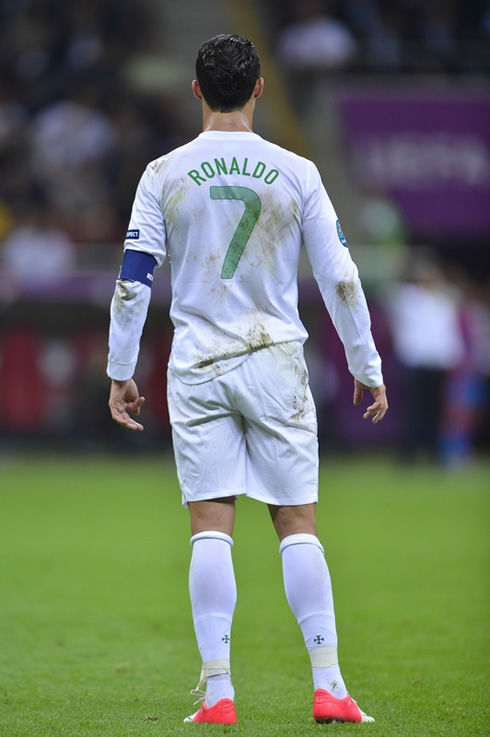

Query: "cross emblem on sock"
<box><xmin>222</xmin><ymin>634</ymin><xmax>230</xmax><ymax>643</ymax></box>
<box><xmin>314</xmin><ymin>635</ymin><xmax>324</xmax><ymax>644</ymax></box>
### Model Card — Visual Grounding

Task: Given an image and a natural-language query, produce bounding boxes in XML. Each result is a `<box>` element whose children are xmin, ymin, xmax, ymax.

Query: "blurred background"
<box><xmin>0</xmin><ymin>0</ymin><xmax>489</xmax><ymax>467</ymax></box>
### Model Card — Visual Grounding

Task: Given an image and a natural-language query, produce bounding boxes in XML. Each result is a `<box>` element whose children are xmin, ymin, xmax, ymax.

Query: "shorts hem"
<box><xmin>243</xmin><ymin>489</ymin><xmax>318</xmax><ymax>506</ymax></box>
<box><xmin>181</xmin><ymin>488</ymin><xmax>247</xmax><ymax>508</ymax></box>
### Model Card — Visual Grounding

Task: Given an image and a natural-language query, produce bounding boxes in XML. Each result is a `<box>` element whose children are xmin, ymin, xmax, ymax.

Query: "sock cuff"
<box><xmin>279</xmin><ymin>533</ymin><xmax>324</xmax><ymax>556</ymax></box>
<box><xmin>190</xmin><ymin>530</ymin><xmax>234</xmax><ymax>548</ymax></box>
<box><xmin>193</xmin><ymin>660</ymin><xmax>231</xmax><ymax>692</ymax></box>
<box><xmin>309</xmin><ymin>645</ymin><xmax>339</xmax><ymax>669</ymax></box>
<box><xmin>202</xmin><ymin>659</ymin><xmax>231</xmax><ymax>677</ymax></box>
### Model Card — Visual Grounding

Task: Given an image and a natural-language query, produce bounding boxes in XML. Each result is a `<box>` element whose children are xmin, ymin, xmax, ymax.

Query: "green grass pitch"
<box><xmin>0</xmin><ymin>454</ymin><xmax>488</xmax><ymax>736</ymax></box>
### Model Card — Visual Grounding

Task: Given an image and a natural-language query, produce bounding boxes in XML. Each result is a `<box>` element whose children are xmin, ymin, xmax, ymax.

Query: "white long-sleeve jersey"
<box><xmin>108</xmin><ymin>130</ymin><xmax>383</xmax><ymax>387</ymax></box>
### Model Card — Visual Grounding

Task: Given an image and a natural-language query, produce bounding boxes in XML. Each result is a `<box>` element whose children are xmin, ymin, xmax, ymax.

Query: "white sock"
<box><xmin>280</xmin><ymin>533</ymin><xmax>347</xmax><ymax>699</ymax></box>
<box><xmin>310</xmin><ymin>652</ymin><xmax>348</xmax><ymax>699</ymax></box>
<box><xmin>205</xmin><ymin>673</ymin><xmax>233</xmax><ymax>706</ymax></box>
<box><xmin>189</xmin><ymin>531</ymin><xmax>236</xmax><ymax>706</ymax></box>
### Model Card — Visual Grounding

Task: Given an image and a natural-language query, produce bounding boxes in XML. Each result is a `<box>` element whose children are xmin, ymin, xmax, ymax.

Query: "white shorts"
<box><xmin>167</xmin><ymin>341</ymin><xmax>319</xmax><ymax>507</ymax></box>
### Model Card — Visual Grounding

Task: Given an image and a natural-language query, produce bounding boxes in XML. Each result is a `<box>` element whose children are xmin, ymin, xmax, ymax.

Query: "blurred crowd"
<box><xmin>0</xmin><ymin>0</ymin><xmax>189</xmax><ymax>271</ymax></box>
<box><xmin>269</xmin><ymin>0</ymin><xmax>490</xmax><ymax>75</ymax></box>
<box><xmin>0</xmin><ymin>0</ymin><xmax>186</xmax><ymax>453</ymax></box>
<box><xmin>383</xmin><ymin>251</ymin><xmax>490</xmax><ymax>469</ymax></box>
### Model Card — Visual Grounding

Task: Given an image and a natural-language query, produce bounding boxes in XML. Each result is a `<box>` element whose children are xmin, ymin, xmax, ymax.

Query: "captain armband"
<box><xmin>119</xmin><ymin>249</ymin><xmax>157</xmax><ymax>288</ymax></box>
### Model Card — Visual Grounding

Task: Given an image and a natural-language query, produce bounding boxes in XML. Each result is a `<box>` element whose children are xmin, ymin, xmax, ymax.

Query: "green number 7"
<box><xmin>210</xmin><ymin>185</ymin><xmax>261</xmax><ymax>279</ymax></box>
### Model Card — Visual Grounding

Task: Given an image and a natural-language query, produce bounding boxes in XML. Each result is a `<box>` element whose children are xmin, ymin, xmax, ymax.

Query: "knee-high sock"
<box><xmin>280</xmin><ymin>533</ymin><xmax>347</xmax><ymax>697</ymax></box>
<box><xmin>189</xmin><ymin>531</ymin><xmax>236</xmax><ymax>704</ymax></box>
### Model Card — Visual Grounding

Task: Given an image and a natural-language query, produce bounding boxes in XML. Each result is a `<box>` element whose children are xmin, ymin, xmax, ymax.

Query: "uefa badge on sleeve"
<box><xmin>336</xmin><ymin>220</ymin><xmax>348</xmax><ymax>248</ymax></box>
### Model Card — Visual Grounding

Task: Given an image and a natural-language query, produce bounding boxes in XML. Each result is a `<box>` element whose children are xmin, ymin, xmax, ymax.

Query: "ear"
<box><xmin>253</xmin><ymin>77</ymin><xmax>264</xmax><ymax>100</ymax></box>
<box><xmin>192</xmin><ymin>80</ymin><xmax>202</xmax><ymax>100</ymax></box>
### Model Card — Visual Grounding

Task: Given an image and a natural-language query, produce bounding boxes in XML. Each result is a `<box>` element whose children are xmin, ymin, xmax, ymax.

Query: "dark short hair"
<box><xmin>195</xmin><ymin>34</ymin><xmax>261</xmax><ymax>112</ymax></box>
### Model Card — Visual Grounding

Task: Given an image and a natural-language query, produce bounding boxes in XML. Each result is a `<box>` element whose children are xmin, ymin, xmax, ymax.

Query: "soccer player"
<box><xmin>107</xmin><ymin>34</ymin><xmax>388</xmax><ymax>725</ymax></box>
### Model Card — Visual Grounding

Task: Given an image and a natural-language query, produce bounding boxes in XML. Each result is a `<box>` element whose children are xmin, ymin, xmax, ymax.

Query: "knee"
<box><xmin>269</xmin><ymin>503</ymin><xmax>317</xmax><ymax>541</ymax></box>
<box><xmin>189</xmin><ymin>497</ymin><xmax>236</xmax><ymax>537</ymax></box>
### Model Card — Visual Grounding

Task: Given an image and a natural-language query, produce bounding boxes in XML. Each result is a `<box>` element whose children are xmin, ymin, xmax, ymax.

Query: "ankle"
<box><xmin>313</xmin><ymin>668</ymin><xmax>347</xmax><ymax>699</ymax></box>
<box><xmin>205</xmin><ymin>673</ymin><xmax>234</xmax><ymax>707</ymax></box>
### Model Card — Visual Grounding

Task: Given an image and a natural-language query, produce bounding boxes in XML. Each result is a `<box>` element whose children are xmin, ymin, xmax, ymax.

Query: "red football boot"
<box><xmin>313</xmin><ymin>689</ymin><xmax>375</xmax><ymax>723</ymax></box>
<box><xmin>184</xmin><ymin>697</ymin><xmax>237</xmax><ymax>724</ymax></box>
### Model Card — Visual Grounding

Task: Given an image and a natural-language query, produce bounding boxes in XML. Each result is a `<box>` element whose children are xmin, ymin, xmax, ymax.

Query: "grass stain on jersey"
<box><xmin>193</xmin><ymin>322</ymin><xmax>272</xmax><ymax>369</ymax></box>
<box><xmin>246</xmin><ymin>323</ymin><xmax>273</xmax><ymax>353</ymax></box>
<box><xmin>336</xmin><ymin>280</ymin><xmax>360</xmax><ymax>309</ymax></box>
<box><xmin>164</xmin><ymin>177</ymin><xmax>191</xmax><ymax>225</ymax></box>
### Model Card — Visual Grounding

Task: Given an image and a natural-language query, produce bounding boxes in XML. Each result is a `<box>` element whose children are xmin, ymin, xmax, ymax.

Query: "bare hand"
<box><xmin>353</xmin><ymin>379</ymin><xmax>388</xmax><ymax>424</ymax></box>
<box><xmin>108</xmin><ymin>378</ymin><xmax>145</xmax><ymax>431</ymax></box>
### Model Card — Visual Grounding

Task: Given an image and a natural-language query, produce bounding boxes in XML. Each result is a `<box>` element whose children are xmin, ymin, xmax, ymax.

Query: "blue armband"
<box><xmin>119</xmin><ymin>249</ymin><xmax>157</xmax><ymax>288</ymax></box>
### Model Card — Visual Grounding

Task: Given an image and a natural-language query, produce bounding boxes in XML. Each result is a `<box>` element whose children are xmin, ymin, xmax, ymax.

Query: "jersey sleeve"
<box><xmin>107</xmin><ymin>164</ymin><xmax>166</xmax><ymax>381</ymax></box>
<box><xmin>302</xmin><ymin>162</ymin><xmax>383</xmax><ymax>387</ymax></box>
<box><xmin>122</xmin><ymin>162</ymin><xmax>167</xmax><ymax>266</ymax></box>
<box><xmin>107</xmin><ymin>280</ymin><xmax>152</xmax><ymax>380</ymax></box>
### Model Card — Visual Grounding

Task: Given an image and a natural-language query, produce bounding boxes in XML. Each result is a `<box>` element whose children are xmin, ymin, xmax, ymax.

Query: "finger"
<box><xmin>363</xmin><ymin>402</ymin><xmax>387</xmax><ymax>424</ymax></box>
<box><xmin>353</xmin><ymin>386</ymin><xmax>363</xmax><ymax>405</ymax></box>
<box><xmin>363</xmin><ymin>402</ymin><xmax>379</xmax><ymax>418</ymax></box>
<box><xmin>114</xmin><ymin>413</ymin><xmax>144</xmax><ymax>431</ymax></box>
<box><xmin>110</xmin><ymin>405</ymin><xmax>144</xmax><ymax>431</ymax></box>
<box><xmin>125</xmin><ymin>418</ymin><xmax>144</xmax><ymax>431</ymax></box>
<box><xmin>126</xmin><ymin>396</ymin><xmax>145</xmax><ymax>415</ymax></box>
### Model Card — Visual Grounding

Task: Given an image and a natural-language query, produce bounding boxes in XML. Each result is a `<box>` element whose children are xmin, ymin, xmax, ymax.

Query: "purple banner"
<box><xmin>338</xmin><ymin>89</ymin><xmax>490</xmax><ymax>240</ymax></box>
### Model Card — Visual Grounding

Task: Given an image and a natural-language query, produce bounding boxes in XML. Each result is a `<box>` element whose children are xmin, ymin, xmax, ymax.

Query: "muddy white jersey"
<box><xmin>108</xmin><ymin>130</ymin><xmax>383</xmax><ymax>387</ymax></box>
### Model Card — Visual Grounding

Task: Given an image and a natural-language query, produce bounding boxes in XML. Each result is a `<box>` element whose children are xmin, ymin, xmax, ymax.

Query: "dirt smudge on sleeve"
<box><xmin>336</xmin><ymin>280</ymin><xmax>360</xmax><ymax>309</ymax></box>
